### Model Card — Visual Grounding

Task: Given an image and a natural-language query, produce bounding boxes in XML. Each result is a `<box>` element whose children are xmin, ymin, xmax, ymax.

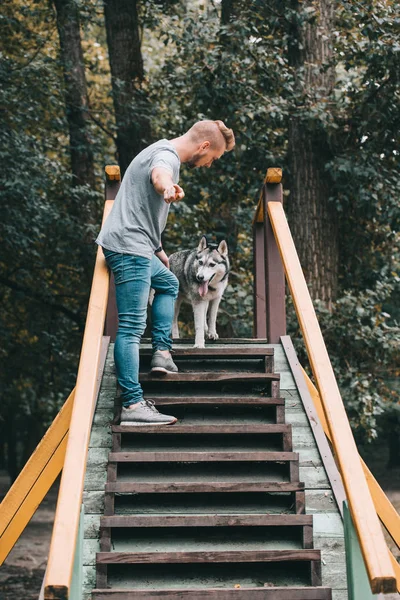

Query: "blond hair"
<box><xmin>188</xmin><ymin>120</ymin><xmax>235</xmax><ymax>152</ymax></box>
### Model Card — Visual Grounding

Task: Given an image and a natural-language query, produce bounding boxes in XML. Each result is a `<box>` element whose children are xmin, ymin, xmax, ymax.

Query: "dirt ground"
<box><xmin>0</xmin><ymin>446</ymin><xmax>399</xmax><ymax>599</ymax></box>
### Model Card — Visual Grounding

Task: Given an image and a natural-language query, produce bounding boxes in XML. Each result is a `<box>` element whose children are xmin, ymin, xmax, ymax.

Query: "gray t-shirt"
<box><xmin>96</xmin><ymin>139</ymin><xmax>180</xmax><ymax>259</ymax></box>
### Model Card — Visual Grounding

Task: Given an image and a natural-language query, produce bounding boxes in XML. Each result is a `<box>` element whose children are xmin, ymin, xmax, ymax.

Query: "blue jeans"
<box><xmin>103</xmin><ymin>250</ymin><xmax>179</xmax><ymax>407</ymax></box>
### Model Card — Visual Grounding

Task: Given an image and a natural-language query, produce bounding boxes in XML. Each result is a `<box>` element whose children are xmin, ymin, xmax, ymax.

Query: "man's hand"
<box><xmin>155</xmin><ymin>249</ymin><xmax>170</xmax><ymax>269</ymax></box>
<box><xmin>152</xmin><ymin>168</ymin><xmax>185</xmax><ymax>204</ymax></box>
<box><xmin>163</xmin><ymin>184</ymin><xmax>185</xmax><ymax>205</ymax></box>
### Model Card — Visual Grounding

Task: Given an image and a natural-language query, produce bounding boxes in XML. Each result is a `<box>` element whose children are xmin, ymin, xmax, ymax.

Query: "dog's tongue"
<box><xmin>199</xmin><ymin>280</ymin><xmax>209</xmax><ymax>297</ymax></box>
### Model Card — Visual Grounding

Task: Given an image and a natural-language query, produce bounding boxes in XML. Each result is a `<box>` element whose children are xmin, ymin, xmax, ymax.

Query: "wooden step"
<box><xmin>112</xmin><ymin>489</ymin><xmax>299</xmax><ymax>516</ymax></box>
<box><xmin>140</xmin><ymin>347</ymin><xmax>274</xmax><ymax>357</ymax></box>
<box><xmin>105</xmin><ymin>481</ymin><xmax>304</xmax><ymax>493</ymax></box>
<box><xmin>92</xmin><ymin>587</ymin><xmax>332</xmax><ymax>599</ymax></box>
<box><xmin>100</xmin><ymin>514</ymin><xmax>313</xmax><ymax>529</ymax></box>
<box><xmin>112</xmin><ymin>424</ymin><xmax>290</xmax><ymax>434</ymax></box>
<box><xmin>96</xmin><ymin>549</ymin><xmax>321</xmax><ymax>565</ymax></box>
<box><xmin>148</xmin><ymin>396</ymin><xmax>284</xmax><ymax>405</ymax></box>
<box><xmin>109</xmin><ymin>451</ymin><xmax>298</xmax><ymax>463</ymax></box>
<box><xmin>139</xmin><ymin>373</ymin><xmax>280</xmax><ymax>382</ymax></box>
<box><xmin>136</xmin><ymin>398</ymin><xmax>285</xmax><ymax>430</ymax></box>
<box><xmin>141</xmin><ymin>338</ymin><xmax>269</xmax><ymax>345</ymax></box>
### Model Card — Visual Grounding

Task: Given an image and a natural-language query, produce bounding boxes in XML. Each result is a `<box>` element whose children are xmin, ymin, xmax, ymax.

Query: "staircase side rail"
<box><xmin>267</xmin><ymin>200</ymin><xmax>396</xmax><ymax>594</ymax></box>
<box><xmin>0</xmin><ymin>390</ymin><xmax>75</xmax><ymax>565</ymax></box>
<box><xmin>44</xmin><ymin>170</ymin><xmax>117</xmax><ymax>599</ymax></box>
<box><xmin>302</xmin><ymin>367</ymin><xmax>400</xmax><ymax>591</ymax></box>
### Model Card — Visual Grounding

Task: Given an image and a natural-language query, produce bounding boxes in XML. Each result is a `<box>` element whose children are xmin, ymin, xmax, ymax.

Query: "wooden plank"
<box><xmin>253</xmin><ymin>220</ymin><xmax>267</xmax><ymax>338</ymax></box>
<box><xmin>268</xmin><ymin>201</ymin><xmax>396</xmax><ymax>593</ymax></box>
<box><xmin>111</xmin><ymin>424</ymin><xmax>290</xmax><ymax>434</ymax></box>
<box><xmin>148</xmin><ymin>396</ymin><xmax>284</xmax><ymax>405</ymax></box>
<box><xmin>0</xmin><ymin>389</ymin><xmax>75</xmax><ymax>539</ymax></box>
<box><xmin>344</xmin><ymin>501</ymin><xmax>378</xmax><ymax>599</ymax></box>
<box><xmin>263</xmin><ymin>183</ymin><xmax>286</xmax><ymax>343</ymax></box>
<box><xmin>108</xmin><ymin>451</ymin><xmax>299</xmax><ymax>463</ymax></box>
<box><xmin>45</xmin><ymin>199</ymin><xmax>114</xmax><ymax>598</ymax></box>
<box><xmin>105</xmin><ymin>481</ymin><xmax>304</xmax><ymax>494</ymax></box>
<box><xmin>139</xmin><ymin>372</ymin><xmax>280</xmax><ymax>382</ymax></box>
<box><xmin>0</xmin><ymin>434</ymin><xmax>68</xmax><ymax>566</ymax></box>
<box><xmin>141</xmin><ymin>338</ymin><xmax>270</xmax><ymax>345</ymax></box>
<box><xmin>96</xmin><ymin>549</ymin><xmax>321</xmax><ymax>564</ymax></box>
<box><xmin>140</xmin><ymin>347</ymin><xmax>274</xmax><ymax>357</ymax></box>
<box><xmin>70</xmin><ymin>505</ymin><xmax>85</xmax><ymax>600</ymax></box>
<box><xmin>104</xmin><ymin>166</ymin><xmax>120</xmax><ymax>343</ymax></box>
<box><xmin>281</xmin><ymin>336</ymin><xmax>346</xmax><ymax>517</ymax></box>
<box><xmin>0</xmin><ymin>336</ymin><xmax>107</xmax><ymax>565</ymax></box>
<box><xmin>303</xmin><ymin>366</ymin><xmax>400</xmax><ymax>551</ymax></box>
<box><xmin>92</xmin><ymin>589</ymin><xmax>333</xmax><ymax>600</ymax></box>
<box><xmin>100</xmin><ymin>514</ymin><xmax>313</xmax><ymax>528</ymax></box>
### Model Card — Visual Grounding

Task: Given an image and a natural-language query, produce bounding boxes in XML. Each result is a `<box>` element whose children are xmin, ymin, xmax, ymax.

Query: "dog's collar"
<box><xmin>208</xmin><ymin>285</ymin><xmax>216</xmax><ymax>291</ymax></box>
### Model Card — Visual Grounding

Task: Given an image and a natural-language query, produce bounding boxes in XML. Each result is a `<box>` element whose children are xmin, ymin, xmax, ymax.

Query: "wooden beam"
<box><xmin>108</xmin><ymin>451</ymin><xmax>298</xmax><ymax>463</ymax></box>
<box><xmin>104</xmin><ymin>165</ymin><xmax>120</xmax><ymax>343</ymax></box>
<box><xmin>91</xmin><ymin>589</ymin><xmax>333</xmax><ymax>600</ymax></box>
<box><xmin>267</xmin><ymin>201</ymin><xmax>396</xmax><ymax>594</ymax></box>
<box><xmin>281</xmin><ymin>336</ymin><xmax>346</xmax><ymax>517</ymax></box>
<box><xmin>0</xmin><ymin>390</ymin><xmax>74</xmax><ymax>543</ymax></box>
<box><xmin>0</xmin><ymin>434</ymin><xmax>68</xmax><ymax>565</ymax></box>
<box><xmin>263</xmin><ymin>183</ymin><xmax>286</xmax><ymax>343</ymax></box>
<box><xmin>105</xmin><ymin>481</ymin><xmax>304</xmax><ymax>494</ymax></box>
<box><xmin>253</xmin><ymin>221</ymin><xmax>267</xmax><ymax>338</ymax></box>
<box><xmin>96</xmin><ymin>549</ymin><xmax>321</xmax><ymax>564</ymax></box>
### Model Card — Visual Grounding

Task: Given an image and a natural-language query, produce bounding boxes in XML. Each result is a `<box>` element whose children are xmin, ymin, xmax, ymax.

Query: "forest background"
<box><xmin>0</xmin><ymin>0</ymin><xmax>399</xmax><ymax>484</ymax></box>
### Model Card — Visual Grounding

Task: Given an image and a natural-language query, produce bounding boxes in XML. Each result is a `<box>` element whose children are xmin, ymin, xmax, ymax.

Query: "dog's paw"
<box><xmin>207</xmin><ymin>331</ymin><xmax>219</xmax><ymax>341</ymax></box>
<box><xmin>193</xmin><ymin>342</ymin><xmax>205</xmax><ymax>348</ymax></box>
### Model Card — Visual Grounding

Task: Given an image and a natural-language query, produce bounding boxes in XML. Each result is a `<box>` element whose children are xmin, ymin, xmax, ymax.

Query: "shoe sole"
<box><xmin>150</xmin><ymin>366</ymin><xmax>178</xmax><ymax>375</ymax></box>
<box><xmin>120</xmin><ymin>418</ymin><xmax>178</xmax><ymax>426</ymax></box>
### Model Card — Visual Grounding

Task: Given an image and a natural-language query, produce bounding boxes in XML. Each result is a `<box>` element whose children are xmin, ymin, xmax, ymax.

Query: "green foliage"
<box><xmin>146</xmin><ymin>0</ymin><xmax>399</xmax><ymax>442</ymax></box>
<box><xmin>0</xmin><ymin>0</ymin><xmax>399</xmax><ymax>479</ymax></box>
<box><xmin>0</xmin><ymin>0</ymin><xmax>104</xmax><ymax>478</ymax></box>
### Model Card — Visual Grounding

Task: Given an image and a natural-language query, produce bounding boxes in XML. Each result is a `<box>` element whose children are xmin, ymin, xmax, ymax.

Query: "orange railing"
<box><xmin>43</xmin><ymin>167</ymin><xmax>118</xmax><ymax>599</ymax></box>
<box><xmin>254</xmin><ymin>168</ymin><xmax>397</xmax><ymax>594</ymax></box>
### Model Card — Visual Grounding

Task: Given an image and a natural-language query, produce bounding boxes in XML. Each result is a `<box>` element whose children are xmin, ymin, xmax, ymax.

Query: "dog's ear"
<box><xmin>218</xmin><ymin>240</ymin><xmax>228</xmax><ymax>257</ymax></box>
<box><xmin>197</xmin><ymin>236</ymin><xmax>207</xmax><ymax>252</ymax></box>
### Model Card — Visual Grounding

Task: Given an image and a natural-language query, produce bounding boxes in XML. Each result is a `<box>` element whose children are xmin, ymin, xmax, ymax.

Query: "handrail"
<box><xmin>0</xmin><ymin>390</ymin><xmax>74</xmax><ymax>565</ymax></box>
<box><xmin>267</xmin><ymin>200</ymin><xmax>396</xmax><ymax>593</ymax></box>
<box><xmin>44</xmin><ymin>171</ymin><xmax>117</xmax><ymax>599</ymax></box>
<box><xmin>302</xmin><ymin>367</ymin><xmax>400</xmax><ymax>591</ymax></box>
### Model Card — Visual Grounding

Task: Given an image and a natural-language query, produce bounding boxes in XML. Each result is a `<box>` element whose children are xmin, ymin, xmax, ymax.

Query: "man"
<box><xmin>96</xmin><ymin>120</ymin><xmax>235</xmax><ymax>425</ymax></box>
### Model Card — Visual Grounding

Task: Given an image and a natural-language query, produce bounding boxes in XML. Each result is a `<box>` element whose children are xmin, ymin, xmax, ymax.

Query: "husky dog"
<box><xmin>169</xmin><ymin>236</ymin><xmax>230</xmax><ymax>348</ymax></box>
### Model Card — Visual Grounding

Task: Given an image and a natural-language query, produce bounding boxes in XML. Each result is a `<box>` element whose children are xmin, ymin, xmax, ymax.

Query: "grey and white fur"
<box><xmin>169</xmin><ymin>236</ymin><xmax>230</xmax><ymax>348</ymax></box>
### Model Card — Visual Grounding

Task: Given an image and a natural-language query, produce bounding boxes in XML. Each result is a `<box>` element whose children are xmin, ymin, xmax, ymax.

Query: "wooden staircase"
<box><xmin>92</xmin><ymin>342</ymin><xmax>332</xmax><ymax>599</ymax></box>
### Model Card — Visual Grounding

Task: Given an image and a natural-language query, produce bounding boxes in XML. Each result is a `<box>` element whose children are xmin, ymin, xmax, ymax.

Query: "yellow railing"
<box><xmin>303</xmin><ymin>368</ymin><xmax>400</xmax><ymax>590</ymax></box>
<box><xmin>267</xmin><ymin>200</ymin><xmax>397</xmax><ymax>593</ymax></box>
<box><xmin>43</xmin><ymin>188</ymin><xmax>115</xmax><ymax>598</ymax></box>
<box><xmin>0</xmin><ymin>390</ymin><xmax>75</xmax><ymax>565</ymax></box>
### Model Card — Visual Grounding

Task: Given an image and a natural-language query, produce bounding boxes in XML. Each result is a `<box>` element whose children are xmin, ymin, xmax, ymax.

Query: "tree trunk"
<box><xmin>221</xmin><ymin>0</ymin><xmax>236</xmax><ymax>24</ymax></box>
<box><xmin>53</xmin><ymin>0</ymin><xmax>95</xmax><ymax>188</ymax></box>
<box><xmin>104</xmin><ymin>0</ymin><xmax>151</xmax><ymax>175</ymax></box>
<box><xmin>286</xmin><ymin>0</ymin><xmax>338</xmax><ymax>306</ymax></box>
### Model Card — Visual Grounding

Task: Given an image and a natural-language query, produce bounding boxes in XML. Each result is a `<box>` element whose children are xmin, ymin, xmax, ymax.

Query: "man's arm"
<box><xmin>151</xmin><ymin>167</ymin><xmax>185</xmax><ymax>204</ymax></box>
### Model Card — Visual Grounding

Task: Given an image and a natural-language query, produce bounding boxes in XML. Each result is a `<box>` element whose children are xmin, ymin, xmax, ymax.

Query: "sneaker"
<box><xmin>150</xmin><ymin>350</ymin><xmax>178</xmax><ymax>374</ymax></box>
<box><xmin>120</xmin><ymin>399</ymin><xmax>177</xmax><ymax>426</ymax></box>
